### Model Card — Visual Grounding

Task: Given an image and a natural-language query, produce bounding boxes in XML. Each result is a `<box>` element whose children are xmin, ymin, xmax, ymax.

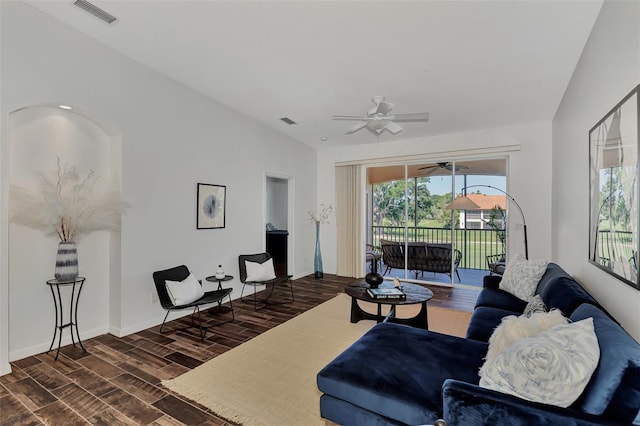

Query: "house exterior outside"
<box><xmin>458</xmin><ymin>194</ymin><xmax>507</xmax><ymax>230</ymax></box>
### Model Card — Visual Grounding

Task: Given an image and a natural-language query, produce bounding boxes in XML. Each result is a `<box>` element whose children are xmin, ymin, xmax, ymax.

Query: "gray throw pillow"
<box><xmin>523</xmin><ymin>294</ymin><xmax>547</xmax><ymax>317</ymax></box>
<box><xmin>498</xmin><ymin>254</ymin><xmax>548</xmax><ymax>302</ymax></box>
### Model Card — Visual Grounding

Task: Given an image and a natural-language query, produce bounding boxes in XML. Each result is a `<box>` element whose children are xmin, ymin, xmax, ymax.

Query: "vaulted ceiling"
<box><xmin>23</xmin><ymin>0</ymin><xmax>603</xmax><ymax>147</ymax></box>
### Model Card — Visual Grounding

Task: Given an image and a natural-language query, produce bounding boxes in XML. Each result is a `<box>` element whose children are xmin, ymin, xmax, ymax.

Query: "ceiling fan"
<box><xmin>418</xmin><ymin>162</ymin><xmax>470</xmax><ymax>175</ymax></box>
<box><xmin>332</xmin><ymin>96</ymin><xmax>429</xmax><ymax>136</ymax></box>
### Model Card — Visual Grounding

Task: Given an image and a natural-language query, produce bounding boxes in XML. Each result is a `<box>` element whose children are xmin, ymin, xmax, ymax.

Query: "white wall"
<box><xmin>552</xmin><ymin>0</ymin><xmax>640</xmax><ymax>341</ymax></box>
<box><xmin>0</xmin><ymin>1</ymin><xmax>317</xmax><ymax>367</ymax></box>
<box><xmin>317</xmin><ymin>122</ymin><xmax>554</xmax><ymax>275</ymax></box>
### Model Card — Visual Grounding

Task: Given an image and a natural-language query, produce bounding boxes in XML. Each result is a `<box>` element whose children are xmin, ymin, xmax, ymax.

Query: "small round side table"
<box><xmin>205</xmin><ymin>274</ymin><xmax>234</xmax><ymax>290</ymax></box>
<box><xmin>46</xmin><ymin>277</ymin><xmax>87</xmax><ymax>360</ymax></box>
<box><xmin>205</xmin><ymin>275</ymin><xmax>234</xmax><ymax>313</ymax></box>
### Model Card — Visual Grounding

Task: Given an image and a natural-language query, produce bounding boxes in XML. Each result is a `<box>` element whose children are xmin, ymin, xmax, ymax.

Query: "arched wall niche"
<box><xmin>7</xmin><ymin>104</ymin><xmax>122</xmax><ymax>361</ymax></box>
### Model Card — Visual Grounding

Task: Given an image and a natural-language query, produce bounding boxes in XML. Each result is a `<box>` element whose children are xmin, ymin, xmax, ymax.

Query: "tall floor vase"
<box><xmin>55</xmin><ymin>241</ymin><xmax>79</xmax><ymax>281</ymax></box>
<box><xmin>314</xmin><ymin>222</ymin><xmax>323</xmax><ymax>279</ymax></box>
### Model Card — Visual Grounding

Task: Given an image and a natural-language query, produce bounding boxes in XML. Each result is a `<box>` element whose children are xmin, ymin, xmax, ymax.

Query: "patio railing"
<box><xmin>371</xmin><ymin>225</ymin><xmax>504</xmax><ymax>270</ymax></box>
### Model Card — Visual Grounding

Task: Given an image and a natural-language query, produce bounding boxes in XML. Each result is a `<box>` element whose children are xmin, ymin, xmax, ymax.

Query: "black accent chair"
<box><xmin>152</xmin><ymin>265</ymin><xmax>234</xmax><ymax>339</ymax></box>
<box><xmin>238</xmin><ymin>253</ymin><xmax>294</xmax><ymax>310</ymax></box>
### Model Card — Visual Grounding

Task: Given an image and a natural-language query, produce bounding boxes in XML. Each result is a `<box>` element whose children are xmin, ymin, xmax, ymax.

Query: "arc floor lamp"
<box><xmin>447</xmin><ymin>185</ymin><xmax>528</xmax><ymax>260</ymax></box>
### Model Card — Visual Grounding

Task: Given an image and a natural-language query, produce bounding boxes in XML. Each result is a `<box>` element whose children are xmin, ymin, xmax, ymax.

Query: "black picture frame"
<box><xmin>588</xmin><ymin>84</ymin><xmax>640</xmax><ymax>290</ymax></box>
<box><xmin>197</xmin><ymin>183</ymin><xmax>226</xmax><ymax>229</ymax></box>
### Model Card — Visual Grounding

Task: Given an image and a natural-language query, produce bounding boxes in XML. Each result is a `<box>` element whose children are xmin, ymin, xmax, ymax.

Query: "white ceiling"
<box><xmin>23</xmin><ymin>0</ymin><xmax>603</xmax><ymax>148</ymax></box>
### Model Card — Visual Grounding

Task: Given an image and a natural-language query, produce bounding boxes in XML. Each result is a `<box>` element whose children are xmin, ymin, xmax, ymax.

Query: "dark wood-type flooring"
<box><xmin>0</xmin><ymin>275</ymin><xmax>479</xmax><ymax>426</ymax></box>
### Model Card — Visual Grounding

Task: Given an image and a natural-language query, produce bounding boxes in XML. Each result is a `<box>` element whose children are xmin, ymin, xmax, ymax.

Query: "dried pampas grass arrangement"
<box><xmin>10</xmin><ymin>158</ymin><xmax>127</xmax><ymax>242</ymax></box>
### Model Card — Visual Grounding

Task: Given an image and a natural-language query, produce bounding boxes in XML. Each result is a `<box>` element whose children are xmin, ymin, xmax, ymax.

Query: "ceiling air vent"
<box><xmin>280</xmin><ymin>117</ymin><xmax>297</xmax><ymax>125</ymax></box>
<box><xmin>73</xmin><ymin>0</ymin><xmax>118</xmax><ymax>25</ymax></box>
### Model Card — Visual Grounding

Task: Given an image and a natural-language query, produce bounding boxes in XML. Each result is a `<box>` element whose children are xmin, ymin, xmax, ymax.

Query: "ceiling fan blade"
<box><xmin>376</xmin><ymin>101</ymin><xmax>394</xmax><ymax>116</ymax></box>
<box><xmin>332</xmin><ymin>115</ymin><xmax>367</xmax><ymax>121</ymax></box>
<box><xmin>418</xmin><ymin>165</ymin><xmax>437</xmax><ymax>171</ymax></box>
<box><xmin>346</xmin><ymin>122</ymin><xmax>368</xmax><ymax>134</ymax></box>
<box><xmin>392</xmin><ymin>112</ymin><xmax>430</xmax><ymax>122</ymax></box>
<box><xmin>384</xmin><ymin>121</ymin><xmax>403</xmax><ymax>134</ymax></box>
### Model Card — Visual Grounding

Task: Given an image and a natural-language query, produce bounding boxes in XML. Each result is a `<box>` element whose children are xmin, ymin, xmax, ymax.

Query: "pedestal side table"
<box><xmin>205</xmin><ymin>275</ymin><xmax>234</xmax><ymax>312</ymax></box>
<box><xmin>46</xmin><ymin>277</ymin><xmax>87</xmax><ymax>360</ymax></box>
<box><xmin>205</xmin><ymin>274</ymin><xmax>234</xmax><ymax>290</ymax></box>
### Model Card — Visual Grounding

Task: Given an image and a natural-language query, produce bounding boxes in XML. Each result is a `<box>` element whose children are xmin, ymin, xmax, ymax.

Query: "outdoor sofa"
<box><xmin>317</xmin><ymin>262</ymin><xmax>640</xmax><ymax>425</ymax></box>
<box><xmin>380</xmin><ymin>240</ymin><xmax>462</xmax><ymax>281</ymax></box>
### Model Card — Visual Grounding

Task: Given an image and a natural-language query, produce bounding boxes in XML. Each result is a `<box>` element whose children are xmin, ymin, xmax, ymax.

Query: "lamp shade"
<box><xmin>446</xmin><ymin>195</ymin><xmax>481</xmax><ymax>210</ymax></box>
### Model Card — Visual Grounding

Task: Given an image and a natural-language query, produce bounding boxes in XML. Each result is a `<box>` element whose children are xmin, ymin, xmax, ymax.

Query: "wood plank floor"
<box><xmin>0</xmin><ymin>275</ymin><xmax>479</xmax><ymax>426</ymax></box>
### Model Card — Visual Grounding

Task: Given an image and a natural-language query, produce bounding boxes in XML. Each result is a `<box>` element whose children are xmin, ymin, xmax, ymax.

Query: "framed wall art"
<box><xmin>197</xmin><ymin>183</ymin><xmax>226</xmax><ymax>229</ymax></box>
<box><xmin>589</xmin><ymin>84</ymin><xmax>640</xmax><ymax>289</ymax></box>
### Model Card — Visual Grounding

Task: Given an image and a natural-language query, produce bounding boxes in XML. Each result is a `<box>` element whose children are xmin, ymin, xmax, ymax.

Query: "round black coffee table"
<box><xmin>345</xmin><ymin>280</ymin><xmax>433</xmax><ymax>329</ymax></box>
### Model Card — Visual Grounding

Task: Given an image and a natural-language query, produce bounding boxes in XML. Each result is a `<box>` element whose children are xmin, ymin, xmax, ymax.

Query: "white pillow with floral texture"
<box><xmin>499</xmin><ymin>254</ymin><xmax>548</xmax><ymax>301</ymax></box>
<box><xmin>480</xmin><ymin>318</ymin><xmax>599</xmax><ymax>408</ymax></box>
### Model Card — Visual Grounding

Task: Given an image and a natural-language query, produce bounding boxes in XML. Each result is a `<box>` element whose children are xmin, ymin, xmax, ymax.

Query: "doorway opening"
<box><xmin>265</xmin><ymin>175</ymin><xmax>293</xmax><ymax>276</ymax></box>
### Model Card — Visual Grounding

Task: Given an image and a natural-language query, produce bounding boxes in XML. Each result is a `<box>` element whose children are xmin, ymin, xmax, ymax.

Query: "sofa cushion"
<box><xmin>474</xmin><ymin>287</ymin><xmax>528</xmax><ymax>312</ymax></box>
<box><xmin>466</xmin><ymin>306</ymin><xmax>522</xmax><ymax>342</ymax></box>
<box><xmin>479</xmin><ymin>318</ymin><xmax>599</xmax><ymax>408</ymax></box>
<box><xmin>604</xmin><ymin>364</ymin><xmax>640</xmax><ymax>424</ymax></box>
<box><xmin>570</xmin><ymin>304</ymin><xmax>640</xmax><ymax>416</ymax></box>
<box><xmin>535</xmin><ymin>263</ymin><xmax>599</xmax><ymax>316</ymax></box>
<box><xmin>317</xmin><ymin>322</ymin><xmax>488</xmax><ymax>426</ymax></box>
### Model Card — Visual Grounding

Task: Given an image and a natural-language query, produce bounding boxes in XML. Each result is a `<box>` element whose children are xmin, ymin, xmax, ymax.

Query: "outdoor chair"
<box><xmin>424</xmin><ymin>244</ymin><xmax>462</xmax><ymax>282</ymax></box>
<box><xmin>238</xmin><ymin>252</ymin><xmax>294</xmax><ymax>310</ymax></box>
<box><xmin>486</xmin><ymin>253</ymin><xmax>506</xmax><ymax>276</ymax></box>
<box><xmin>381</xmin><ymin>240</ymin><xmax>404</xmax><ymax>276</ymax></box>
<box><xmin>406</xmin><ymin>243</ymin><xmax>429</xmax><ymax>279</ymax></box>
<box><xmin>152</xmin><ymin>265</ymin><xmax>234</xmax><ymax>340</ymax></box>
<box><xmin>366</xmin><ymin>243</ymin><xmax>382</xmax><ymax>273</ymax></box>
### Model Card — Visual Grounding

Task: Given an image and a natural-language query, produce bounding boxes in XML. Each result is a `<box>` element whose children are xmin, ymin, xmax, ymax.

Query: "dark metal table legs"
<box><xmin>46</xmin><ymin>278</ymin><xmax>87</xmax><ymax>360</ymax></box>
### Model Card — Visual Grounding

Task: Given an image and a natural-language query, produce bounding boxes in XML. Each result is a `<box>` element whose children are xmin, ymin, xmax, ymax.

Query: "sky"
<box><xmin>426</xmin><ymin>174</ymin><xmax>506</xmax><ymax>196</ymax></box>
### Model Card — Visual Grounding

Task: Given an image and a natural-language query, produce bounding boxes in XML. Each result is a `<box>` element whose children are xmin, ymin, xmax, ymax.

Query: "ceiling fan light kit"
<box><xmin>332</xmin><ymin>96</ymin><xmax>429</xmax><ymax>136</ymax></box>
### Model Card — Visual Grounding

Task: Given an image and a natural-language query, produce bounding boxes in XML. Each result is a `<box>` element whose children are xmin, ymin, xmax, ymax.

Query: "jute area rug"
<box><xmin>162</xmin><ymin>293</ymin><xmax>471</xmax><ymax>426</ymax></box>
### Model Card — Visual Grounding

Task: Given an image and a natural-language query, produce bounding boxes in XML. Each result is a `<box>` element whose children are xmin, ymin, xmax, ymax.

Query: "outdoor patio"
<box><xmin>366</xmin><ymin>262</ymin><xmax>492</xmax><ymax>288</ymax></box>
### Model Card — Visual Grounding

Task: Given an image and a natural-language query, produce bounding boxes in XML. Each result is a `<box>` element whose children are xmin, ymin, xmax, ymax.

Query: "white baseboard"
<box><xmin>8</xmin><ymin>325</ymin><xmax>109</xmax><ymax>362</ymax></box>
<box><xmin>0</xmin><ymin>362</ymin><xmax>12</xmax><ymax>376</ymax></box>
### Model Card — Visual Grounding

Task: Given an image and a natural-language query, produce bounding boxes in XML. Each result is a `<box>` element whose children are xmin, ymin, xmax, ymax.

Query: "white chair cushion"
<box><xmin>245</xmin><ymin>258</ymin><xmax>276</xmax><ymax>282</ymax></box>
<box><xmin>499</xmin><ymin>254</ymin><xmax>548</xmax><ymax>302</ymax></box>
<box><xmin>480</xmin><ymin>318</ymin><xmax>599</xmax><ymax>408</ymax></box>
<box><xmin>165</xmin><ymin>272</ymin><xmax>204</xmax><ymax>306</ymax></box>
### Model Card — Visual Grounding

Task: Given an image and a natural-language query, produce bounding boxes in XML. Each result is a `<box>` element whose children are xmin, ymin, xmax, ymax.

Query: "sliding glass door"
<box><xmin>367</xmin><ymin>158</ymin><xmax>507</xmax><ymax>288</ymax></box>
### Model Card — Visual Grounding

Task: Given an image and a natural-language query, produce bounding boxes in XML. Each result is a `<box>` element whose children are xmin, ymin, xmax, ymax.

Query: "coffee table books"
<box><xmin>366</xmin><ymin>287</ymin><xmax>406</xmax><ymax>300</ymax></box>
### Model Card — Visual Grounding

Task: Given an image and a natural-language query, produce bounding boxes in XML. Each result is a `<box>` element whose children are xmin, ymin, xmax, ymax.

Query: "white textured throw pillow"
<box><xmin>523</xmin><ymin>294</ymin><xmax>547</xmax><ymax>317</ymax></box>
<box><xmin>479</xmin><ymin>318</ymin><xmax>599</xmax><ymax>408</ymax></box>
<box><xmin>499</xmin><ymin>254</ymin><xmax>548</xmax><ymax>301</ymax></box>
<box><xmin>481</xmin><ymin>309</ymin><xmax>568</xmax><ymax>375</ymax></box>
<box><xmin>245</xmin><ymin>258</ymin><xmax>276</xmax><ymax>282</ymax></box>
<box><xmin>165</xmin><ymin>272</ymin><xmax>204</xmax><ymax>306</ymax></box>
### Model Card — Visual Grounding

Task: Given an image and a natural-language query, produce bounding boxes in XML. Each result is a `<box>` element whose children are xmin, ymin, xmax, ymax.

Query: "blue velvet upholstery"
<box><xmin>442</xmin><ymin>379</ymin><xmax>614</xmax><ymax>426</ymax></box>
<box><xmin>473</xmin><ymin>286</ymin><xmax>528</xmax><ymax>312</ymax></box>
<box><xmin>570</xmin><ymin>304</ymin><xmax>640</xmax><ymax>418</ymax></box>
<box><xmin>537</xmin><ymin>263</ymin><xmax>600</xmax><ymax>316</ymax></box>
<box><xmin>319</xmin><ymin>394</ymin><xmax>405</xmax><ymax>426</ymax></box>
<box><xmin>466</xmin><ymin>306</ymin><xmax>520</xmax><ymax>341</ymax></box>
<box><xmin>317</xmin><ymin>323</ymin><xmax>487</xmax><ymax>425</ymax></box>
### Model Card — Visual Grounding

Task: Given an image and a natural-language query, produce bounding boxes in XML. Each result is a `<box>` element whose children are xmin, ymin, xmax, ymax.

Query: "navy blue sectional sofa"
<box><xmin>317</xmin><ymin>263</ymin><xmax>640</xmax><ymax>425</ymax></box>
